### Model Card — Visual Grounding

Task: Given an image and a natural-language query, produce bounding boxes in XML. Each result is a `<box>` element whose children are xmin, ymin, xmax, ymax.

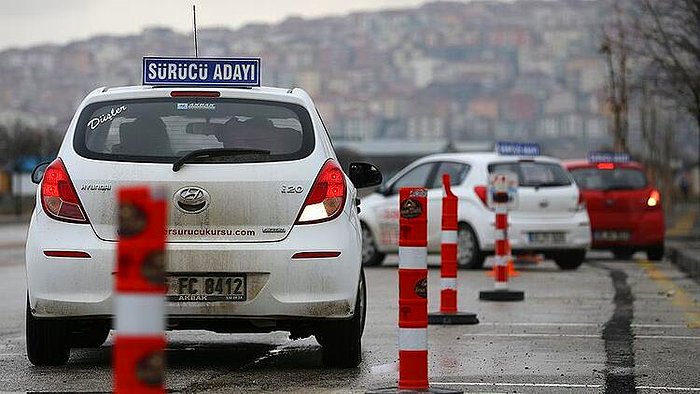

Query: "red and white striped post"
<box><xmin>428</xmin><ymin>174</ymin><xmax>478</xmax><ymax>325</ymax></box>
<box><xmin>114</xmin><ymin>187</ymin><xmax>167</xmax><ymax>394</ymax></box>
<box><xmin>479</xmin><ymin>204</ymin><xmax>524</xmax><ymax>301</ymax></box>
<box><xmin>368</xmin><ymin>188</ymin><xmax>461</xmax><ymax>394</ymax></box>
<box><xmin>397</xmin><ymin>187</ymin><xmax>429</xmax><ymax>390</ymax></box>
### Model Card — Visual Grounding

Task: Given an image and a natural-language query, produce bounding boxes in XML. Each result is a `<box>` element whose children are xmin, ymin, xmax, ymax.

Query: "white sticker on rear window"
<box><xmin>176</xmin><ymin>103</ymin><xmax>216</xmax><ymax>110</ymax></box>
<box><xmin>87</xmin><ymin>105</ymin><xmax>127</xmax><ymax>130</ymax></box>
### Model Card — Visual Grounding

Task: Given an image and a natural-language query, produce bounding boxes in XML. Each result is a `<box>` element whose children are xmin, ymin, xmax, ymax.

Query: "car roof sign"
<box><xmin>495</xmin><ymin>141</ymin><xmax>540</xmax><ymax>156</ymax></box>
<box><xmin>587</xmin><ymin>151</ymin><xmax>630</xmax><ymax>163</ymax></box>
<box><xmin>142</xmin><ymin>57</ymin><xmax>261</xmax><ymax>87</ymax></box>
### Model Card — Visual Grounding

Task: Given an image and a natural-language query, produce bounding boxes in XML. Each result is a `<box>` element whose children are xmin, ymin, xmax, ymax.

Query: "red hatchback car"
<box><xmin>565</xmin><ymin>156</ymin><xmax>664</xmax><ymax>260</ymax></box>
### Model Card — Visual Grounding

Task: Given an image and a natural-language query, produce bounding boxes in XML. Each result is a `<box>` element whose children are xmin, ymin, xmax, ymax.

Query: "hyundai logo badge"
<box><xmin>174</xmin><ymin>186</ymin><xmax>210</xmax><ymax>214</ymax></box>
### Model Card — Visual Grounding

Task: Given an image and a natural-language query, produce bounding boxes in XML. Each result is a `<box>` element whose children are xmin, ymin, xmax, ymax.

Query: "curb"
<box><xmin>667</xmin><ymin>242</ymin><xmax>700</xmax><ymax>283</ymax></box>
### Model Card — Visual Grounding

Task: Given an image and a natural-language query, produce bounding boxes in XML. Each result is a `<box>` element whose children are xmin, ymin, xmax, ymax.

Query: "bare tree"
<box><xmin>639</xmin><ymin>84</ymin><xmax>679</xmax><ymax>205</ymax></box>
<box><xmin>600</xmin><ymin>1</ymin><xmax>630</xmax><ymax>153</ymax></box>
<box><xmin>631</xmin><ymin>0</ymin><xmax>700</xmax><ymax>133</ymax></box>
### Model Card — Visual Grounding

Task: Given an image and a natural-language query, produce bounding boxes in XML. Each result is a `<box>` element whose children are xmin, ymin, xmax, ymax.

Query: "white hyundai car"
<box><xmin>25</xmin><ymin>82</ymin><xmax>381</xmax><ymax>366</ymax></box>
<box><xmin>360</xmin><ymin>152</ymin><xmax>591</xmax><ymax>270</ymax></box>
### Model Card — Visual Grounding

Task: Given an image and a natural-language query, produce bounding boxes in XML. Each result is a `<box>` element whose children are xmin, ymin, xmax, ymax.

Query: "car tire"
<box><xmin>318</xmin><ymin>268</ymin><xmax>365</xmax><ymax>368</ymax></box>
<box><xmin>361</xmin><ymin>222</ymin><xmax>386</xmax><ymax>267</ymax></box>
<box><xmin>457</xmin><ymin>223</ymin><xmax>485</xmax><ymax>269</ymax></box>
<box><xmin>26</xmin><ymin>296</ymin><xmax>70</xmax><ymax>366</ymax></box>
<box><xmin>70</xmin><ymin>322</ymin><xmax>111</xmax><ymax>348</ymax></box>
<box><xmin>553</xmin><ymin>250</ymin><xmax>586</xmax><ymax>270</ymax></box>
<box><xmin>612</xmin><ymin>248</ymin><xmax>634</xmax><ymax>260</ymax></box>
<box><xmin>646</xmin><ymin>244</ymin><xmax>664</xmax><ymax>261</ymax></box>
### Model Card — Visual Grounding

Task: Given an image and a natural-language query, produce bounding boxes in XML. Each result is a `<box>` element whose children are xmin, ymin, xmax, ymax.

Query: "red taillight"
<box><xmin>647</xmin><ymin>189</ymin><xmax>661</xmax><ymax>208</ymax></box>
<box><xmin>597</xmin><ymin>163</ymin><xmax>615</xmax><ymax>170</ymax></box>
<box><xmin>296</xmin><ymin>160</ymin><xmax>346</xmax><ymax>224</ymax></box>
<box><xmin>474</xmin><ymin>186</ymin><xmax>488</xmax><ymax>206</ymax></box>
<box><xmin>170</xmin><ymin>91</ymin><xmax>220</xmax><ymax>97</ymax></box>
<box><xmin>40</xmin><ymin>159</ymin><xmax>89</xmax><ymax>223</ymax></box>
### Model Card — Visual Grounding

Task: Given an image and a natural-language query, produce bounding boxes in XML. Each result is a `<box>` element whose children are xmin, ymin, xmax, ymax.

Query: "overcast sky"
<box><xmin>0</xmin><ymin>0</ymin><xmax>451</xmax><ymax>51</ymax></box>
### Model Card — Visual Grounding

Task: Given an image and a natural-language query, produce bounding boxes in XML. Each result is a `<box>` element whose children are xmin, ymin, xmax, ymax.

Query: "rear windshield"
<box><xmin>488</xmin><ymin>161</ymin><xmax>572</xmax><ymax>187</ymax></box>
<box><xmin>74</xmin><ymin>98</ymin><xmax>314</xmax><ymax>163</ymax></box>
<box><xmin>570</xmin><ymin>167</ymin><xmax>647</xmax><ymax>190</ymax></box>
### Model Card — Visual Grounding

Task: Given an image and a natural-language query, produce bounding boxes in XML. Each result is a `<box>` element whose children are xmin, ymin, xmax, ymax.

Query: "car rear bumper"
<box><xmin>479</xmin><ymin>211</ymin><xmax>591</xmax><ymax>252</ymax></box>
<box><xmin>589</xmin><ymin>209</ymin><xmax>665</xmax><ymax>249</ymax></box>
<box><xmin>26</xmin><ymin>210</ymin><xmax>362</xmax><ymax>320</ymax></box>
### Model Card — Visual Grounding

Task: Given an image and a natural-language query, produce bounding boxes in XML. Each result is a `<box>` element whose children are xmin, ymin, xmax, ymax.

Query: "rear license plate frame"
<box><xmin>527</xmin><ymin>232</ymin><xmax>566</xmax><ymax>245</ymax></box>
<box><xmin>593</xmin><ymin>231</ymin><xmax>631</xmax><ymax>242</ymax></box>
<box><xmin>167</xmin><ymin>274</ymin><xmax>247</xmax><ymax>302</ymax></box>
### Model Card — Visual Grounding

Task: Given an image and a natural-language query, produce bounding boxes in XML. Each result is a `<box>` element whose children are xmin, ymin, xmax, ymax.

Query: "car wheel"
<box><xmin>646</xmin><ymin>244</ymin><xmax>664</xmax><ymax>261</ymax></box>
<box><xmin>361</xmin><ymin>223</ymin><xmax>386</xmax><ymax>266</ymax></box>
<box><xmin>26</xmin><ymin>296</ymin><xmax>70</xmax><ymax>366</ymax></box>
<box><xmin>318</xmin><ymin>268</ymin><xmax>365</xmax><ymax>368</ymax></box>
<box><xmin>553</xmin><ymin>250</ymin><xmax>586</xmax><ymax>270</ymax></box>
<box><xmin>457</xmin><ymin>223</ymin><xmax>485</xmax><ymax>269</ymax></box>
<box><xmin>70</xmin><ymin>322</ymin><xmax>110</xmax><ymax>348</ymax></box>
<box><xmin>612</xmin><ymin>248</ymin><xmax>634</xmax><ymax>260</ymax></box>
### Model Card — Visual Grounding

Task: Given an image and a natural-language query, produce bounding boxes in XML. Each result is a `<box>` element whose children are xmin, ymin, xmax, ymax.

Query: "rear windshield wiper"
<box><xmin>602</xmin><ymin>185</ymin><xmax>639</xmax><ymax>191</ymax></box>
<box><xmin>172</xmin><ymin>148</ymin><xmax>271</xmax><ymax>172</ymax></box>
<box><xmin>530</xmin><ymin>182</ymin><xmax>569</xmax><ymax>189</ymax></box>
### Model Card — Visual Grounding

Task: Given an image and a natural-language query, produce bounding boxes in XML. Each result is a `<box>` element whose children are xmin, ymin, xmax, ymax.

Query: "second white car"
<box><xmin>360</xmin><ymin>151</ymin><xmax>591</xmax><ymax>270</ymax></box>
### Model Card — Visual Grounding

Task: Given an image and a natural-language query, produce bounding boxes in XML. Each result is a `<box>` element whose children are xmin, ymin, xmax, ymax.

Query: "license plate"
<box><xmin>528</xmin><ymin>232</ymin><xmax>566</xmax><ymax>244</ymax></box>
<box><xmin>167</xmin><ymin>275</ymin><xmax>246</xmax><ymax>302</ymax></box>
<box><xmin>594</xmin><ymin>231</ymin><xmax>630</xmax><ymax>241</ymax></box>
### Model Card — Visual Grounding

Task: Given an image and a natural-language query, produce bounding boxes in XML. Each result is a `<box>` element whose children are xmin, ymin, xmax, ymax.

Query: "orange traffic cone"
<box><xmin>486</xmin><ymin>251</ymin><xmax>519</xmax><ymax>277</ymax></box>
<box><xmin>506</xmin><ymin>258</ymin><xmax>519</xmax><ymax>277</ymax></box>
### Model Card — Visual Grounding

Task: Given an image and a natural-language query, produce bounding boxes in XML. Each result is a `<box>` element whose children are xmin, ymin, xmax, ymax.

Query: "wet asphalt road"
<box><xmin>0</xmin><ymin>223</ymin><xmax>699</xmax><ymax>393</ymax></box>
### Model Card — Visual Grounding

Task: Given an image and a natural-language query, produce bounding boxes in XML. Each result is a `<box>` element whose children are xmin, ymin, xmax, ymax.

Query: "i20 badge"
<box><xmin>174</xmin><ymin>186</ymin><xmax>210</xmax><ymax>214</ymax></box>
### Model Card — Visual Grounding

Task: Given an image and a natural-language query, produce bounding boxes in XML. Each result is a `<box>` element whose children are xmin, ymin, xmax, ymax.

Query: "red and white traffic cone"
<box><xmin>114</xmin><ymin>187</ymin><xmax>167</xmax><ymax>394</ymax></box>
<box><xmin>368</xmin><ymin>188</ymin><xmax>461</xmax><ymax>394</ymax></box>
<box><xmin>428</xmin><ymin>174</ymin><xmax>478</xmax><ymax>325</ymax></box>
<box><xmin>479</xmin><ymin>206</ymin><xmax>524</xmax><ymax>301</ymax></box>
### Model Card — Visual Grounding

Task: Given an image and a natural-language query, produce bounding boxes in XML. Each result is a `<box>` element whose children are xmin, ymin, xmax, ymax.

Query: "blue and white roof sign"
<box><xmin>142</xmin><ymin>57</ymin><xmax>261</xmax><ymax>87</ymax></box>
<box><xmin>496</xmin><ymin>141</ymin><xmax>541</xmax><ymax>156</ymax></box>
<box><xmin>588</xmin><ymin>151</ymin><xmax>630</xmax><ymax>163</ymax></box>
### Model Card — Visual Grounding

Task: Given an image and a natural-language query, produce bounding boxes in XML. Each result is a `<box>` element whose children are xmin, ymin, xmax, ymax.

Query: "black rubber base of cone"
<box><xmin>479</xmin><ymin>289</ymin><xmax>525</xmax><ymax>301</ymax></box>
<box><xmin>427</xmin><ymin>311</ymin><xmax>479</xmax><ymax>325</ymax></box>
<box><xmin>367</xmin><ymin>387</ymin><xmax>463</xmax><ymax>393</ymax></box>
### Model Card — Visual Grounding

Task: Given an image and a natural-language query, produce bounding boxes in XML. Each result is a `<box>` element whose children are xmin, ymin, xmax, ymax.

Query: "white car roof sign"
<box><xmin>587</xmin><ymin>151</ymin><xmax>631</xmax><ymax>163</ymax></box>
<box><xmin>142</xmin><ymin>57</ymin><xmax>261</xmax><ymax>87</ymax></box>
<box><xmin>495</xmin><ymin>141</ymin><xmax>541</xmax><ymax>156</ymax></box>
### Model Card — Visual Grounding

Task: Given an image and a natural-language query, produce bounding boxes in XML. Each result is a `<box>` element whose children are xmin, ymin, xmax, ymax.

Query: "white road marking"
<box><xmin>463</xmin><ymin>333</ymin><xmax>700</xmax><ymax>340</ymax></box>
<box><xmin>431</xmin><ymin>382</ymin><xmax>602</xmax><ymax>388</ymax></box>
<box><xmin>464</xmin><ymin>333</ymin><xmax>600</xmax><ymax>338</ymax></box>
<box><xmin>632</xmin><ymin>324</ymin><xmax>690</xmax><ymax>328</ymax></box>
<box><xmin>478</xmin><ymin>322</ymin><xmax>600</xmax><ymax>327</ymax></box>
<box><xmin>430</xmin><ymin>382</ymin><xmax>700</xmax><ymax>392</ymax></box>
<box><xmin>477</xmin><ymin>322</ymin><xmax>689</xmax><ymax>329</ymax></box>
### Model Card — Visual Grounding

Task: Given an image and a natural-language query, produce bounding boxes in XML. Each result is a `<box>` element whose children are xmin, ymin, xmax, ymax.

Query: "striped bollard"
<box><xmin>368</xmin><ymin>188</ymin><xmax>461</xmax><ymax>394</ymax></box>
<box><xmin>114</xmin><ymin>187</ymin><xmax>167</xmax><ymax>394</ymax></box>
<box><xmin>479</xmin><ymin>206</ymin><xmax>524</xmax><ymax>301</ymax></box>
<box><xmin>486</xmin><ymin>227</ymin><xmax>520</xmax><ymax>278</ymax></box>
<box><xmin>428</xmin><ymin>174</ymin><xmax>478</xmax><ymax>325</ymax></box>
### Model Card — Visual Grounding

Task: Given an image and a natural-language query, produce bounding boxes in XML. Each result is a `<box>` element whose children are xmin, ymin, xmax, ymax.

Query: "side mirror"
<box><xmin>349</xmin><ymin>162</ymin><xmax>383</xmax><ymax>189</ymax></box>
<box><xmin>31</xmin><ymin>162</ymin><xmax>51</xmax><ymax>184</ymax></box>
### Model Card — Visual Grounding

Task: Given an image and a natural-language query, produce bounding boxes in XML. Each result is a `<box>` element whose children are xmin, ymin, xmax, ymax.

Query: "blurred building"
<box><xmin>1</xmin><ymin>0</ymin><xmax>690</xmax><ymax>161</ymax></box>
